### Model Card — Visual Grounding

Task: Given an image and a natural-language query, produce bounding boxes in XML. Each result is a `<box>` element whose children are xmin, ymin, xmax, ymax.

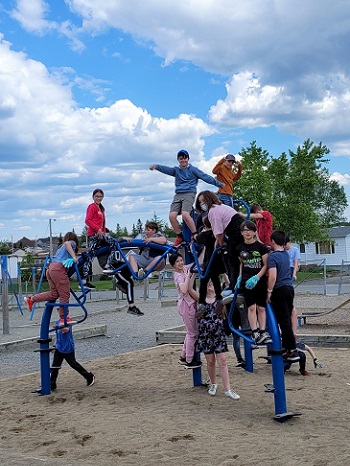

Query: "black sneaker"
<box><xmin>115</xmin><ymin>281</ymin><xmax>128</xmax><ymax>295</ymax></box>
<box><xmin>256</xmin><ymin>331</ymin><xmax>272</xmax><ymax>345</ymax></box>
<box><xmin>178</xmin><ymin>356</ymin><xmax>187</xmax><ymax>365</ymax></box>
<box><xmin>81</xmin><ymin>280</ymin><xmax>96</xmax><ymax>290</ymax></box>
<box><xmin>86</xmin><ymin>372</ymin><xmax>95</xmax><ymax>387</ymax></box>
<box><xmin>284</xmin><ymin>350</ymin><xmax>300</xmax><ymax>362</ymax></box>
<box><xmin>251</xmin><ymin>330</ymin><xmax>260</xmax><ymax>343</ymax></box>
<box><xmin>235</xmin><ymin>359</ymin><xmax>246</xmax><ymax>368</ymax></box>
<box><xmin>127</xmin><ymin>305</ymin><xmax>144</xmax><ymax>316</ymax></box>
<box><xmin>184</xmin><ymin>359</ymin><xmax>202</xmax><ymax>369</ymax></box>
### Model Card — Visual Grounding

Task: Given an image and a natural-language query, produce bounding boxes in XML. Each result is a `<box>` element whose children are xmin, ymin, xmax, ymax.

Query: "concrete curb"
<box><xmin>155</xmin><ymin>325</ymin><xmax>350</xmax><ymax>348</ymax></box>
<box><xmin>0</xmin><ymin>325</ymin><xmax>108</xmax><ymax>352</ymax></box>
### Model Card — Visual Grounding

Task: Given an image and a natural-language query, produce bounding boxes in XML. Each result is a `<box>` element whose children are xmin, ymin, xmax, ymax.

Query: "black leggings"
<box><xmin>50</xmin><ymin>350</ymin><xmax>90</xmax><ymax>385</ymax></box>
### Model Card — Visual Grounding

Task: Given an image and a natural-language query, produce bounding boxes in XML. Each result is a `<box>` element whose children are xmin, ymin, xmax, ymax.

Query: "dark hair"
<box><xmin>177</xmin><ymin>150</ymin><xmax>190</xmax><ymax>159</ymax></box>
<box><xmin>241</xmin><ymin>220</ymin><xmax>257</xmax><ymax>232</ymax></box>
<box><xmin>195</xmin><ymin>190</ymin><xmax>222</xmax><ymax>213</ymax></box>
<box><xmin>285</xmin><ymin>235</ymin><xmax>291</xmax><ymax>243</ymax></box>
<box><xmin>145</xmin><ymin>221</ymin><xmax>159</xmax><ymax>232</ymax></box>
<box><xmin>92</xmin><ymin>189</ymin><xmax>105</xmax><ymax>212</ymax></box>
<box><xmin>169</xmin><ymin>252</ymin><xmax>182</xmax><ymax>267</ymax></box>
<box><xmin>63</xmin><ymin>232</ymin><xmax>79</xmax><ymax>253</ymax></box>
<box><xmin>270</xmin><ymin>230</ymin><xmax>286</xmax><ymax>246</ymax></box>
<box><xmin>250</xmin><ymin>203</ymin><xmax>262</xmax><ymax>213</ymax></box>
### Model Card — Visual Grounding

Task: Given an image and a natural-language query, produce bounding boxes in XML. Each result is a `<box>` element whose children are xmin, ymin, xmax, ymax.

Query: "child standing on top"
<box><xmin>235</xmin><ymin>221</ymin><xmax>272</xmax><ymax>345</ymax></box>
<box><xmin>150</xmin><ymin>150</ymin><xmax>224</xmax><ymax>247</ymax></box>
<box><xmin>212</xmin><ymin>154</ymin><xmax>243</xmax><ymax>207</ymax></box>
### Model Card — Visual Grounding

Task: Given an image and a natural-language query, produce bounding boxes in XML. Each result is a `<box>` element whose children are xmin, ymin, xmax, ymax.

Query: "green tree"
<box><xmin>0</xmin><ymin>242</ymin><xmax>11</xmax><ymax>255</ymax></box>
<box><xmin>235</xmin><ymin>139</ymin><xmax>348</xmax><ymax>242</ymax></box>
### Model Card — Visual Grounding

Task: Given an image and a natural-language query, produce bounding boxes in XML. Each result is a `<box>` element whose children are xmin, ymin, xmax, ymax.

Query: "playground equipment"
<box><xmin>225</xmin><ymin>283</ymin><xmax>301</xmax><ymax>421</ymax></box>
<box><xmin>34</xmin><ymin>262</ymin><xmax>89</xmax><ymax>396</ymax></box>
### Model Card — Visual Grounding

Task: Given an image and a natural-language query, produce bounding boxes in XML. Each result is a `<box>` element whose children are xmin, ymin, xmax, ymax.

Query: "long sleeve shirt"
<box><xmin>212</xmin><ymin>158</ymin><xmax>243</xmax><ymax>195</ymax></box>
<box><xmin>85</xmin><ymin>203</ymin><xmax>106</xmax><ymax>237</ymax></box>
<box><xmin>154</xmin><ymin>164</ymin><xmax>224</xmax><ymax>193</ymax></box>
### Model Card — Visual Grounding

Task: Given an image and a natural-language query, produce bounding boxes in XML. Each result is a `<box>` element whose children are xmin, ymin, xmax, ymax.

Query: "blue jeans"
<box><xmin>218</xmin><ymin>193</ymin><xmax>233</xmax><ymax>207</ymax></box>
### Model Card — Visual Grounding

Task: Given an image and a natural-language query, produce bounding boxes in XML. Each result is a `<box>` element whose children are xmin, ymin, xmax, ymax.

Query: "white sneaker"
<box><xmin>221</xmin><ymin>289</ymin><xmax>233</xmax><ymax>298</ymax></box>
<box><xmin>225</xmin><ymin>389</ymin><xmax>240</xmax><ymax>400</ymax></box>
<box><xmin>208</xmin><ymin>384</ymin><xmax>217</xmax><ymax>396</ymax></box>
<box><xmin>138</xmin><ymin>268</ymin><xmax>145</xmax><ymax>278</ymax></box>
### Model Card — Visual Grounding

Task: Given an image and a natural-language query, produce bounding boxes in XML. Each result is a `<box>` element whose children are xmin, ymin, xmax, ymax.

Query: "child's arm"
<box><xmin>149</xmin><ymin>164</ymin><xmax>176</xmax><ymax>177</ymax></box>
<box><xmin>212</xmin><ymin>158</ymin><xmax>225</xmax><ymax>174</ymax></box>
<box><xmin>188</xmin><ymin>273</ymin><xmax>199</xmax><ymax>301</ymax></box>
<box><xmin>191</xmin><ymin>166</ymin><xmax>224</xmax><ymax>188</ymax></box>
<box><xmin>266</xmin><ymin>267</ymin><xmax>277</xmax><ymax>302</ymax></box>
<box><xmin>64</xmin><ymin>241</ymin><xmax>78</xmax><ymax>262</ymax></box>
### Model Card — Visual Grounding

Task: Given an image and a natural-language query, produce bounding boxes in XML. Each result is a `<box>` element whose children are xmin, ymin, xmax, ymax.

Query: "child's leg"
<box><xmin>181</xmin><ymin>211</ymin><xmax>197</xmax><ymax>234</ymax></box>
<box><xmin>256</xmin><ymin>305</ymin><xmax>267</xmax><ymax>331</ymax></box>
<box><xmin>205</xmin><ymin>353</ymin><xmax>216</xmax><ymax>384</ymax></box>
<box><xmin>246</xmin><ymin>303</ymin><xmax>258</xmax><ymax>332</ymax></box>
<box><xmin>298</xmin><ymin>351</ymin><xmax>306</xmax><ymax>372</ymax></box>
<box><xmin>31</xmin><ymin>266</ymin><xmax>59</xmax><ymax>304</ymax></box>
<box><xmin>216</xmin><ymin>352</ymin><xmax>231</xmax><ymax>392</ymax></box>
<box><xmin>50</xmin><ymin>349</ymin><xmax>64</xmax><ymax>387</ymax></box>
<box><xmin>64</xmin><ymin>351</ymin><xmax>91</xmax><ymax>379</ymax></box>
<box><xmin>179</xmin><ymin>305</ymin><xmax>198</xmax><ymax>363</ymax></box>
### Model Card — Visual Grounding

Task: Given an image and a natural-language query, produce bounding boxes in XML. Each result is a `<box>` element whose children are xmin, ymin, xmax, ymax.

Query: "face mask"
<box><xmin>200</xmin><ymin>203</ymin><xmax>208</xmax><ymax>212</ymax></box>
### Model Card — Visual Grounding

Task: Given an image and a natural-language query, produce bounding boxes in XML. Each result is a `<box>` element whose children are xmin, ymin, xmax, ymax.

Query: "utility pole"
<box><xmin>49</xmin><ymin>218</ymin><xmax>56</xmax><ymax>257</ymax></box>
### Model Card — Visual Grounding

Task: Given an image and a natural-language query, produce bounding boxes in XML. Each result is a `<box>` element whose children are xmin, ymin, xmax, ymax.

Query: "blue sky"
<box><xmin>1</xmin><ymin>0</ymin><xmax>350</xmax><ymax>243</ymax></box>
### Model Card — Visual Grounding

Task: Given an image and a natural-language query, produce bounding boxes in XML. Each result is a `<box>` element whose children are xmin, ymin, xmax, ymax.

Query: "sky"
<box><xmin>1</xmin><ymin>0</ymin><xmax>350</xmax><ymax>243</ymax></box>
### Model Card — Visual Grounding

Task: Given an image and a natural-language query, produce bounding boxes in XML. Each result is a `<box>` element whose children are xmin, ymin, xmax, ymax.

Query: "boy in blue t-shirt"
<box><xmin>267</xmin><ymin>230</ymin><xmax>300</xmax><ymax>363</ymax></box>
<box><xmin>50</xmin><ymin>318</ymin><xmax>95</xmax><ymax>391</ymax></box>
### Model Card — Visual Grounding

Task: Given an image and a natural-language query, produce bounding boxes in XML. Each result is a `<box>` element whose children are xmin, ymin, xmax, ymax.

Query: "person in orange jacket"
<box><xmin>212</xmin><ymin>154</ymin><xmax>243</xmax><ymax>207</ymax></box>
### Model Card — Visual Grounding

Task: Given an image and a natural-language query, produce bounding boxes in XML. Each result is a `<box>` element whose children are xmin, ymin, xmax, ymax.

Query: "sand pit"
<box><xmin>0</xmin><ymin>344</ymin><xmax>349</xmax><ymax>466</ymax></box>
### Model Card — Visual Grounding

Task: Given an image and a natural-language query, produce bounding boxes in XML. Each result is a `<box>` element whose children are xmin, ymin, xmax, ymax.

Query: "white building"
<box><xmin>298</xmin><ymin>226</ymin><xmax>350</xmax><ymax>266</ymax></box>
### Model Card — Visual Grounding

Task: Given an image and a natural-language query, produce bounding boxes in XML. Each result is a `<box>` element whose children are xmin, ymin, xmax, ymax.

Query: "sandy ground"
<box><xmin>1</xmin><ymin>343</ymin><xmax>350</xmax><ymax>466</ymax></box>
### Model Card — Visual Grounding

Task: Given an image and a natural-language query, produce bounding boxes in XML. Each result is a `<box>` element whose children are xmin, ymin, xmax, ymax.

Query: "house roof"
<box><xmin>329</xmin><ymin>226</ymin><xmax>350</xmax><ymax>238</ymax></box>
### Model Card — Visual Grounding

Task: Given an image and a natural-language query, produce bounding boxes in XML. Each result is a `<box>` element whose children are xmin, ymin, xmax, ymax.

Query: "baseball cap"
<box><xmin>225</xmin><ymin>154</ymin><xmax>236</xmax><ymax>162</ymax></box>
<box><xmin>177</xmin><ymin>150</ymin><xmax>190</xmax><ymax>159</ymax></box>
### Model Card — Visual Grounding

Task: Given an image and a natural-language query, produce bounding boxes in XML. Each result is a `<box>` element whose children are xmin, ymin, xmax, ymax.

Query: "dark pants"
<box><xmin>270</xmin><ymin>285</ymin><xmax>296</xmax><ymax>351</ymax></box>
<box><xmin>50</xmin><ymin>349</ymin><xmax>90</xmax><ymax>385</ymax></box>
<box><xmin>225</xmin><ymin>214</ymin><xmax>245</xmax><ymax>287</ymax></box>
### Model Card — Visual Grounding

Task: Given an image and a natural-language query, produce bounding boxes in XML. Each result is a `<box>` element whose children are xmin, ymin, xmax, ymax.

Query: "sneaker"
<box><xmin>215</xmin><ymin>300</ymin><xmax>224</xmax><ymax>315</ymax></box>
<box><xmin>86</xmin><ymin>373</ymin><xmax>95</xmax><ymax>387</ymax></box>
<box><xmin>299</xmin><ymin>369</ymin><xmax>309</xmax><ymax>376</ymax></box>
<box><xmin>284</xmin><ymin>350</ymin><xmax>300</xmax><ymax>362</ymax></box>
<box><xmin>115</xmin><ymin>281</ymin><xmax>128</xmax><ymax>295</ymax></box>
<box><xmin>195</xmin><ymin>303</ymin><xmax>206</xmax><ymax>319</ymax></box>
<box><xmin>225</xmin><ymin>389</ymin><xmax>240</xmax><ymax>400</ymax></box>
<box><xmin>221</xmin><ymin>289</ymin><xmax>233</xmax><ymax>298</ymax></box>
<box><xmin>208</xmin><ymin>383</ymin><xmax>218</xmax><ymax>396</ymax></box>
<box><xmin>127</xmin><ymin>305</ymin><xmax>144</xmax><ymax>316</ymax></box>
<box><xmin>185</xmin><ymin>359</ymin><xmax>202</xmax><ymax>369</ymax></box>
<box><xmin>24</xmin><ymin>296</ymin><xmax>34</xmax><ymax>312</ymax></box>
<box><xmin>173</xmin><ymin>235</ymin><xmax>185</xmax><ymax>248</ymax></box>
<box><xmin>256</xmin><ymin>331</ymin><xmax>272</xmax><ymax>345</ymax></box>
<box><xmin>222</xmin><ymin>294</ymin><xmax>234</xmax><ymax>305</ymax></box>
<box><xmin>102</xmin><ymin>267</ymin><xmax>115</xmax><ymax>274</ymax></box>
<box><xmin>138</xmin><ymin>268</ymin><xmax>145</xmax><ymax>278</ymax></box>
<box><xmin>81</xmin><ymin>280</ymin><xmax>96</xmax><ymax>290</ymax></box>
<box><xmin>236</xmin><ymin>359</ymin><xmax>246</xmax><ymax>368</ymax></box>
<box><xmin>178</xmin><ymin>356</ymin><xmax>187</xmax><ymax>365</ymax></box>
<box><xmin>251</xmin><ymin>330</ymin><xmax>260</xmax><ymax>343</ymax></box>
<box><xmin>59</xmin><ymin>316</ymin><xmax>77</xmax><ymax>325</ymax></box>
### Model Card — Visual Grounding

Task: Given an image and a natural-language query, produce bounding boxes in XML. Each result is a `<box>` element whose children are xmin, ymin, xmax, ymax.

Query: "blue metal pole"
<box><xmin>38</xmin><ymin>302</ymin><xmax>55</xmax><ymax>395</ymax></box>
<box><xmin>266</xmin><ymin>303</ymin><xmax>288</xmax><ymax>416</ymax></box>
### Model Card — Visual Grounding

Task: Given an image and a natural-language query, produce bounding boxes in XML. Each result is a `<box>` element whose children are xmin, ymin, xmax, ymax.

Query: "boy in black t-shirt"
<box><xmin>235</xmin><ymin>221</ymin><xmax>272</xmax><ymax>345</ymax></box>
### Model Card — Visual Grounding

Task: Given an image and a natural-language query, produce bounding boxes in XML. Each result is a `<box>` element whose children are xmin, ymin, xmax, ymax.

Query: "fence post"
<box><xmin>1</xmin><ymin>255</ymin><xmax>10</xmax><ymax>334</ymax></box>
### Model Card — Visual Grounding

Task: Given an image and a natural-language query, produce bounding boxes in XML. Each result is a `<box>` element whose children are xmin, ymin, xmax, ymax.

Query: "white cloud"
<box><xmin>331</xmin><ymin>172</ymin><xmax>350</xmax><ymax>186</ymax></box>
<box><xmin>0</xmin><ymin>36</ymin><xmax>215</xmax><ymax>239</ymax></box>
